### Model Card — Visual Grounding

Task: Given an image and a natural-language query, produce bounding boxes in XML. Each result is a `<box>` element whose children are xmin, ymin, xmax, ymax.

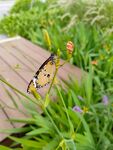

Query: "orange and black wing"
<box><xmin>27</xmin><ymin>53</ymin><xmax>55</xmax><ymax>94</ymax></box>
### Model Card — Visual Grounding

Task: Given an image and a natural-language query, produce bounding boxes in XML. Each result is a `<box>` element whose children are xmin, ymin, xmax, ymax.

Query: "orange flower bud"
<box><xmin>66</xmin><ymin>41</ymin><xmax>74</xmax><ymax>54</ymax></box>
<box><xmin>91</xmin><ymin>60</ymin><xmax>98</xmax><ymax>65</ymax></box>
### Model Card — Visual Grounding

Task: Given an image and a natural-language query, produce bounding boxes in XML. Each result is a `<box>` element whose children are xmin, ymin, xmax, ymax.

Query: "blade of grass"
<box><xmin>56</xmin><ymin>86</ymin><xmax>74</xmax><ymax>134</ymax></box>
<box><xmin>0</xmin><ymin>77</ymin><xmax>39</xmax><ymax>106</ymax></box>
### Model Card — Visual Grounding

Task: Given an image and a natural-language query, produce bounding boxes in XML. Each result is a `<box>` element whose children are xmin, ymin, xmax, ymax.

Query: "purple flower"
<box><xmin>77</xmin><ymin>95</ymin><xmax>84</xmax><ymax>101</ymax></box>
<box><xmin>102</xmin><ymin>95</ymin><xmax>109</xmax><ymax>105</ymax></box>
<box><xmin>73</xmin><ymin>106</ymin><xmax>83</xmax><ymax>113</ymax></box>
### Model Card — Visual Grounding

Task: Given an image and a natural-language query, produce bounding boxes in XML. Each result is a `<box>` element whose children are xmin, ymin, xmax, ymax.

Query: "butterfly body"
<box><xmin>27</xmin><ymin>53</ymin><xmax>55</xmax><ymax>94</ymax></box>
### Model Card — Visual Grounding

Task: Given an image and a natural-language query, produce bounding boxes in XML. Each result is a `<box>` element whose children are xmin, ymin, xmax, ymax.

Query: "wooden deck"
<box><xmin>0</xmin><ymin>37</ymin><xmax>84</xmax><ymax>142</ymax></box>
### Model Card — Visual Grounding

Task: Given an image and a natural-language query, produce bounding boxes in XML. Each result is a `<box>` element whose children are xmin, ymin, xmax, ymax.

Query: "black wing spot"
<box><xmin>34</xmin><ymin>75</ymin><xmax>38</xmax><ymax>79</ymax></box>
<box><xmin>50</xmin><ymin>61</ymin><xmax>54</xmax><ymax>65</ymax></box>
<box><xmin>47</xmin><ymin>74</ymin><xmax>50</xmax><ymax>78</ymax></box>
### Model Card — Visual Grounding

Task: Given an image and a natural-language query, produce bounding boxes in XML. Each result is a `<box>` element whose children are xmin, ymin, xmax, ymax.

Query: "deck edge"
<box><xmin>0</xmin><ymin>36</ymin><xmax>21</xmax><ymax>44</ymax></box>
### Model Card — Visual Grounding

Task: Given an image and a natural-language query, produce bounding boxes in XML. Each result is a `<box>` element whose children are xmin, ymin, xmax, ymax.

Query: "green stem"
<box><xmin>75</xmin><ymin>119</ymin><xmax>82</xmax><ymax>133</ymax></box>
<box><xmin>44</xmin><ymin>108</ymin><xmax>63</xmax><ymax>139</ymax></box>
<box><xmin>59</xmin><ymin>58</ymin><xmax>70</xmax><ymax>68</ymax></box>
<box><xmin>75</xmin><ymin>113</ymin><xmax>85</xmax><ymax>133</ymax></box>
<box><xmin>48</xmin><ymin>66</ymin><xmax>58</xmax><ymax>94</ymax></box>
<box><xmin>57</xmin><ymin>86</ymin><xmax>74</xmax><ymax>134</ymax></box>
<box><xmin>47</xmin><ymin>56</ymin><xmax>73</xmax><ymax>138</ymax></box>
<box><xmin>44</xmin><ymin>56</ymin><xmax>65</xmax><ymax>139</ymax></box>
<box><xmin>0</xmin><ymin>78</ymin><xmax>39</xmax><ymax>106</ymax></box>
<box><xmin>45</xmin><ymin>65</ymin><xmax>64</xmax><ymax>138</ymax></box>
<box><xmin>48</xmin><ymin>54</ymin><xmax>70</xmax><ymax>94</ymax></box>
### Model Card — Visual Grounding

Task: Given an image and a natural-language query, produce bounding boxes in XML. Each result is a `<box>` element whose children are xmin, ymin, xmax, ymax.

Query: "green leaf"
<box><xmin>0</xmin><ymin>146</ymin><xmax>12</xmax><ymax>150</ymax></box>
<box><xmin>65</xmin><ymin>139</ymin><xmax>76</xmax><ymax>150</ymax></box>
<box><xmin>76</xmin><ymin>133</ymin><xmax>95</xmax><ymax>150</ymax></box>
<box><xmin>70</xmin><ymin>90</ymin><xmax>80</xmax><ymax>106</ymax></box>
<box><xmin>84</xmin><ymin>64</ymin><xmax>93</xmax><ymax>105</ymax></box>
<box><xmin>26</xmin><ymin>128</ymin><xmax>51</xmax><ymax>136</ymax></box>
<box><xmin>43</xmin><ymin>135</ymin><xmax>60</xmax><ymax>150</ymax></box>
<box><xmin>0</xmin><ymin>127</ymin><xmax>30</xmax><ymax>134</ymax></box>
<box><xmin>9</xmin><ymin>136</ymin><xmax>45</xmax><ymax>148</ymax></box>
<box><xmin>44</xmin><ymin>94</ymin><xmax>50</xmax><ymax>108</ymax></box>
<box><xmin>68</xmin><ymin>108</ymin><xmax>80</xmax><ymax>125</ymax></box>
<box><xmin>75</xmin><ymin>113</ymin><xmax>95</xmax><ymax>149</ymax></box>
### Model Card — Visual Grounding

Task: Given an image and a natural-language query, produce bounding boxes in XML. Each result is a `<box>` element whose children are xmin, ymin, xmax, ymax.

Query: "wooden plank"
<box><xmin>0</xmin><ymin>36</ymin><xmax>21</xmax><ymax>44</ymax></box>
<box><xmin>0</xmin><ymin>43</ymin><xmax>29</xmax><ymax>141</ymax></box>
<box><xmin>0</xmin><ymin>38</ymin><xmax>82</xmax><ymax>90</ymax></box>
<box><xmin>0</xmin><ymin>109</ymin><xmax>13</xmax><ymax>141</ymax></box>
<box><xmin>0</xmin><ymin>71</ymin><xmax>28</xmax><ymax>134</ymax></box>
<box><xmin>1</xmin><ymin>37</ymin><xmax>84</xmax><ymax>81</ymax></box>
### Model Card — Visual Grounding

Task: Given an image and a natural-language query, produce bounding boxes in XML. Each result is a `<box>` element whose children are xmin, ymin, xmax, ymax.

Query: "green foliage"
<box><xmin>1</xmin><ymin>71</ymin><xmax>113</xmax><ymax>150</ymax></box>
<box><xmin>61</xmin><ymin>0</ymin><xmax>113</xmax><ymax>29</ymax></box>
<box><xmin>0</xmin><ymin>145</ymin><xmax>12</xmax><ymax>150</ymax></box>
<box><xmin>0</xmin><ymin>78</ymin><xmax>92</xmax><ymax>150</ymax></box>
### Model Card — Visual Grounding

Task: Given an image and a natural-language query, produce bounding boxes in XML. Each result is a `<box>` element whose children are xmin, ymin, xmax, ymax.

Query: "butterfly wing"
<box><xmin>27</xmin><ymin>54</ymin><xmax>55</xmax><ymax>94</ymax></box>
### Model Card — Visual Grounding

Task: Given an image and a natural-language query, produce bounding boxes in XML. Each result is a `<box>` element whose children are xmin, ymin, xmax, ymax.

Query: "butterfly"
<box><xmin>27</xmin><ymin>53</ymin><xmax>56</xmax><ymax>94</ymax></box>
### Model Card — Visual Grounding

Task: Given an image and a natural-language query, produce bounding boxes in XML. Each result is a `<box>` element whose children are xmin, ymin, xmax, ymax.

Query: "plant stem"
<box><xmin>75</xmin><ymin>119</ymin><xmax>82</xmax><ymax>133</ymax></box>
<box><xmin>44</xmin><ymin>108</ymin><xmax>63</xmax><ymax>139</ymax></box>
<box><xmin>57</xmin><ymin>86</ymin><xmax>74</xmax><ymax>134</ymax></box>
<box><xmin>45</xmin><ymin>57</ymin><xmax>64</xmax><ymax>139</ymax></box>
<box><xmin>0</xmin><ymin>78</ymin><xmax>39</xmax><ymax>106</ymax></box>
<box><xmin>75</xmin><ymin>113</ymin><xmax>85</xmax><ymax>133</ymax></box>
<box><xmin>59</xmin><ymin>58</ymin><xmax>70</xmax><ymax>68</ymax></box>
<box><xmin>48</xmin><ymin>66</ymin><xmax>59</xmax><ymax>94</ymax></box>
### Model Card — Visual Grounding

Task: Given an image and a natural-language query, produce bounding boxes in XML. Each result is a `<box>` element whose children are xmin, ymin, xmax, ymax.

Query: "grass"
<box><xmin>0</xmin><ymin>0</ymin><xmax>113</xmax><ymax>149</ymax></box>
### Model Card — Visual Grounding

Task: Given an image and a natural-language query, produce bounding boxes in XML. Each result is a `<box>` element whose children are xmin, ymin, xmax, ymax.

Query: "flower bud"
<box><xmin>66</xmin><ymin>41</ymin><xmax>74</xmax><ymax>54</ymax></box>
<box><xmin>43</xmin><ymin>29</ymin><xmax>51</xmax><ymax>50</ymax></box>
<box><xmin>73</xmin><ymin>106</ymin><xmax>83</xmax><ymax>113</ymax></box>
<box><xmin>91</xmin><ymin>60</ymin><xmax>98</xmax><ymax>65</ymax></box>
<box><xmin>102</xmin><ymin>95</ymin><xmax>109</xmax><ymax>105</ymax></box>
